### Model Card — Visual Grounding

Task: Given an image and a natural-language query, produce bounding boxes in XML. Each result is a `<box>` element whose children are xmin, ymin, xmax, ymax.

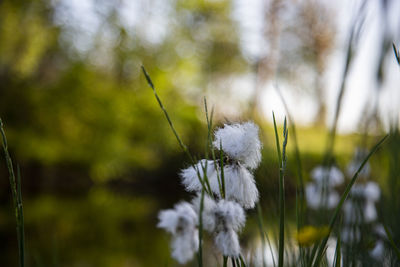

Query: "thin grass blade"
<box><xmin>383</xmin><ymin>223</ymin><xmax>400</xmax><ymax>261</ymax></box>
<box><xmin>0</xmin><ymin>119</ymin><xmax>25</xmax><ymax>267</ymax></box>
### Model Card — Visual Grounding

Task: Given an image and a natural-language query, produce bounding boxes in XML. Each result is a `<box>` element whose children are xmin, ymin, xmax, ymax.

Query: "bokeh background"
<box><xmin>0</xmin><ymin>0</ymin><xmax>399</xmax><ymax>266</ymax></box>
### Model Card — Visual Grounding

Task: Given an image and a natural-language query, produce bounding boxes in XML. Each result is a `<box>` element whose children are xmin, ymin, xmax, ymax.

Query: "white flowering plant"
<box><xmin>142</xmin><ymin>66</ymin><xmax>391</xmax><ymax>267</ymax></box>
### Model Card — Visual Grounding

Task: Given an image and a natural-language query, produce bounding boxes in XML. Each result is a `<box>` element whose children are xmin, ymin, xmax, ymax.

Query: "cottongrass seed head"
<box><xmin>157</xmin><ymin>202</ymin><xmax>199</xmax><ymax>264</ymax></box>
<box><xmin>190</xmin><ymin>163</ymin><xmax>259</xmax><ymax>209</ymax></box>
<box><xmin>215</xmin><ymin>229</ymin><xmax>241</xmax><ymax>258</ymax></box>
<box><xmin>213</xmin><ymin>200</ymin><xmax>246</xmax><ymax>257</ymax></box>
<box><xmin>180</xmin><ymin>159</ymin><xmax>217</xmax><ymax>192</ymax></box>
<box><xmin>311</xmin><ymin>166</ymin><xmax>344</xmax><ymax>187</ymax></box>
<box><xmin>345</xmin><ymin>181</ymin><xmax>381</xmax><ymax>223</ymax></box>
<box><xmin>192</xmin><ymin>196</ymin><xmax>247</xmax><ymax>257</ymax></box>
<box><xmin>181</xmin><ymin>161</ymin><xmax>259</xmax><ymax>209</ymax></box>
<box><xmin>213</xmin><ymin>122</ymin><xmax>262</xmax><ymax>170</ymax></box>
<box><xmin>305</xmin><ymin>183</ymin><xmax>339</xmax><ymax>209</ymax></box>
<box><xmin>222</xmin><ymin>164</ymin><xmax>259</xmax><ymax>209</ymax></box>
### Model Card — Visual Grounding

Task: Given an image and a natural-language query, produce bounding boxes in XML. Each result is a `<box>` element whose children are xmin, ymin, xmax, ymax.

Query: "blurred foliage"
<box><xmin>0</xmin><ymin>0</ymin><xmax>248</xmax><ymax>182</ymax></box>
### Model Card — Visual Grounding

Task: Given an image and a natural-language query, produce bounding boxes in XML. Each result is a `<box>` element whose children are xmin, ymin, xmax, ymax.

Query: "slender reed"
<box><xmin>141</xmin><ymin>65</ymin><xmax>213</xmax><ymax>196</ymax></box>
<box><xmin>0</xmin><ymin>118</ymin><xmax>25</xmax><ymax>267</ymax></box>
<box><xmin>383</xmin><ymin>223</ymin><xmax>400</xmax><ymax>261</ymax></box>
<box><xmin>272</xmin><ymin>113</ymin><xmax>289</xmax><ymax>267</ymax></box>
<box><xmin>142</xmin><ymin>66</ymin><xmax>211</xmax><ymax>267</ymax></box>
<box><xmin>275</xmin><ymin>85</ymin><xmax>305</xmax><ymax>229</ymax></box>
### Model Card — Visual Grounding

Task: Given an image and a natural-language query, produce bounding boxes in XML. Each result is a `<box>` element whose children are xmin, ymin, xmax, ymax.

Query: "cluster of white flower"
<box><xmin>340</xmin><ymin>148</ymin><xmax>384</xmax><ymax>260</ymax></box>
<box><xmin>194</xmin><ymin>196</ymin><xmax>246</xmax><ymax>257</ymax></box>
<box><xmin>181</xmin><ymin>122</ymin><xmax>261</xmax><ymax>209</ymax></box>
<box><xmin>305</xmin><ymin>166</ymin><xmax>344</xmax><ymax>209</ymax></box>
<box><xmin>157</xmin><ymin>202</ymin><xmax>199</xmax><ymax>264</ymax></box>
<box><xmin>305</xmin><ymin>148</ymin><xmax>385</xmax><ymax>263</ymax></box>
<box><xmin>158</xmin><ymin>122</ymin><xmax>262</xmax><ymax>264</ymax></box>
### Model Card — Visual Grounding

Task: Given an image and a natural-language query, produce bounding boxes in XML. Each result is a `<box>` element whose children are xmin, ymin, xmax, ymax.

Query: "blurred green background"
<box><xmin>0</xmin><ymin>0</ymin><xmax>399</xmax><ymax>266</ymax></box>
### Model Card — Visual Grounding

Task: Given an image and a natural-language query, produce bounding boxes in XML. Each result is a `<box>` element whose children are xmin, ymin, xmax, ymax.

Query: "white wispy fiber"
<box><xmin>180</xmin><ymin>160</ymin><xmax>217</xmax><ymax>192</ymax></box>
<box><xmin>215</xmin><ymin>229</ymin><xmax>241</xmax><ymax>257</ymax></box>
<box><xmin>305</xmin><ymin>183</ymin><xmax>339</xmax><ymax>209</ymax></box>
<box><xmin>180</xmin><ymin>161</ymin><xmax>259</xmax><ymax>209</ymax></box>
<box><xmin>306</xmin><ymin>165</ymin><xmax>344</xmax><ymax>210</ymax></box>
<box><xmin>365</xmin><ymin>182</ymin><xmax>381</xmax><ymax>202</ymax></box>
<box><xmin>213</xmin><ymin>122</ymin><xmax>262</xmax><ymax>170</ymax></box>
<box><xmin>213</xmin><ymin>200</ymin><xmax>246</xmax><ymax>257</ymax></box>
<box><xmin>221</xmin><ymin>164</ymin><xmax>259</xmax><ymax>209</ymax></box>
<box><xmin>157</xmin><ymin>202</ymin><xmax>199</xmax><ymax>264</ymax></box>
<box><xmin>363</xmin><ymin>182</ymin><xmax>380</xmax><ymax>222</ymax></box>
<box><xmin>192</xmin><ymin>196</ymin><xmax>246</xmax><ymax>257</ymax></box>
<box><xmin>311</xmin><ymin>166</ymin><xmax>344</xmax><ymax>187</ymax></box>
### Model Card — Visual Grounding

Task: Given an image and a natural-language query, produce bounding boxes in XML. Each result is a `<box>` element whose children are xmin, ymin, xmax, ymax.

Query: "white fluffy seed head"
<box><xmin>347</xmin><ymin>182</ymin><xmax>380</xmax><ymax>223</ymax></box>
<box><xmin>350</xmin><ymin>182</ymin><xmax>380</xmax><ymax>202</ymax></box>
<box><xmin>180</xmin><ymin>160</ymin><xmax>217</xmax><ymax>192</ymax></box>
<box><xmin>157</xmin><ymin>202</ymin><xmax>198</xmax><ymax>235</ymax></box>
<box><xmin>364</xmin><ymin>201</ymin><xmax>377</xmax><ymax>222</ymax></box>
<box><xmin>311</xmin><ymin>166</ymin><xmax>344</xmax><ymax>187</ymax></box>
<box><xmin>305</xmin><ymin>183</ymin><xmax>339</xmax><ymax>209</ymax></box>
<box><xmin>215</xmin><ymin>199</ymin><xmax>246</xmax><ymax>232</ymax></box>
<box><xmin>215</xmin><ymin>229</ymin><xmax>241</xmax><ymax>257</ymax></box>
<box><xmin>171</xmin><ymin>229</ymin><xmax>199</xmax><ymax>264</ymax></box>
<box><xmin>305</xmin><ymin>184</ymin><xmax>320</xmax><ymax>209</ymax></box>
<box><xmin>365</xmin><ymin>182</ymin><xmax>380</xmax><ymax>202</ymax></box>
<box><xmin>221</xmin><ymin>164</ymin><xmax>259</xmax><ymax>209</ymax></box>
<box><xmin>213</xmin><ymin>122</ymin><xmax>262</xmax><ymax>169</ymax></box>
<box><xmin>212</xmin><ymin>200</ymin><xmax>244</xmax><ymax>257</ymax></box>
<box><xmin>157</xmin><ymin>202</ymin><xmax>199</xmax><ymax>264</ymax></box>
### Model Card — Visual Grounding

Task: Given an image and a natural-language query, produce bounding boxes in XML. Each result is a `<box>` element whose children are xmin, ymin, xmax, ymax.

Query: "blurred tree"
<box><xmin>250</xmin><ymin>0</ymin><xmax>284</xmax><ymax>119</ymax></box>
<box><xmin>0</xmin><ymin>0</ymin><xmax>248</xmax><ymax>183</ymax></box>
<box><xmin>279</xmin><ymin>0</ymin><xmax>335</xmax><ymax>126</ymax></box>
<box><xmin>245</xmin><ymin>0</ymin><xmax>336</xmax><ymax>125</ymax></box>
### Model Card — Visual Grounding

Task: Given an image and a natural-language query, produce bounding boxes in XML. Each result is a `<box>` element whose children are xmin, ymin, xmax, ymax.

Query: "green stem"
<box><xmin>231</xmin><ymin>257</ymin><xmax>236</xmax><ymax>267</ymax></box>
<box><xmin>142</xmin><ymin>66</ymin><xmax>211</xmax><ymax>195</ymax></box>
<box><xmin>275</xmin><ymin>86</ymin><xmax>305</xmax><ymax>229</ymax></box>
<box><xmin>273</xmin><ymin>114</ymin><xmax>288</xmax><ymax>267</ymax></box>
<box><xmin>223</xmin><ymin>256</ymin><xmax>228</xmax><ymax>267</ymax></box>
<box><xmin>197</xmin><ymin>189</ymin><xmax>205</xmax><ymax>267</ymax></box>
<box><xmin>383</xmin><ymin>223</ymin><xmax>400</xmax><ymax>261</ymax></box>
<box><xmin>1</xmin><ymin>119</ymin><xmax>25</xmax><ymax>267</ymax></box>
<box><xmin>141</xmin><ymin>66</ymin><xmax>190</xmax><ymax>159</ymax></box>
